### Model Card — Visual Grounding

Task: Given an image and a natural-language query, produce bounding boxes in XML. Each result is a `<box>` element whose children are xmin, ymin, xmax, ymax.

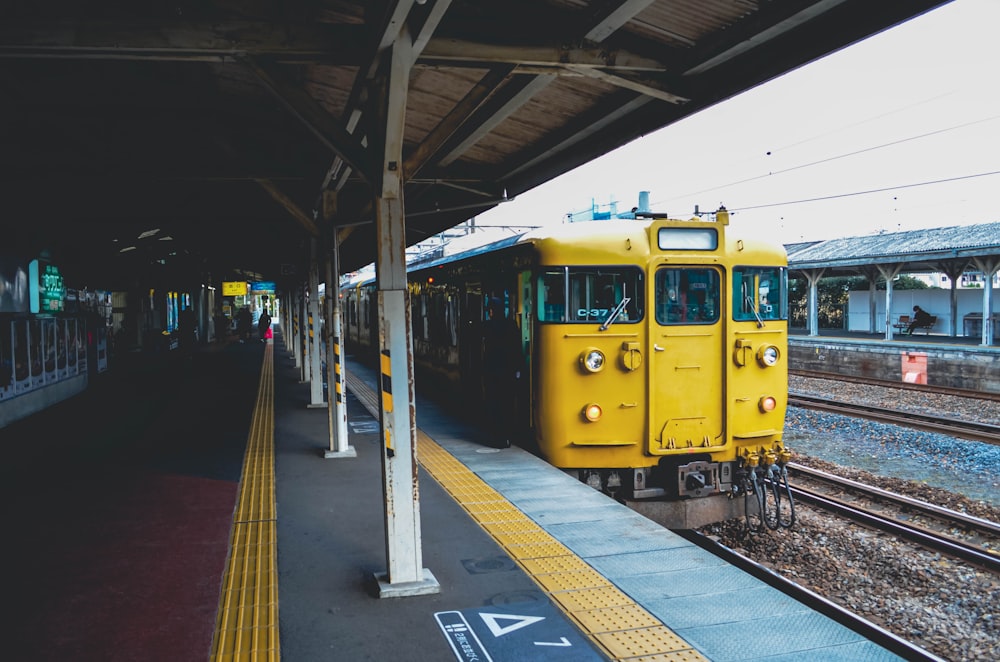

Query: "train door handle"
<box><xmin>653</xmin><ymin>344</ymin><xmax>665</xmax><ymax>352</ymax></box>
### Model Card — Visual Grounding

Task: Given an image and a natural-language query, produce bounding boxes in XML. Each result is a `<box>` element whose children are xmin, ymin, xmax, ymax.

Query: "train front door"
<box><xmin>649</xmin><ymin>266</ymin><xmax>724</xmax><ymax>454</ymax></box>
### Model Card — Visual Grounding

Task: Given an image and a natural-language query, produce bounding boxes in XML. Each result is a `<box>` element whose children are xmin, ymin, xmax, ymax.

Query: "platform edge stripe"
<box><xmin>416</xmin><ymin>432</ymin><xmax>706</xmax><ymax>661</ymax></box>
<box><xmin>211</xmin><ymin>344</ymin><xmax>281</xmax><ymax>662</ymax></box>
<box><xmin>344</xmin><ymin>370</ymin><xmax>707</xmax><ymax>661</ymax></box>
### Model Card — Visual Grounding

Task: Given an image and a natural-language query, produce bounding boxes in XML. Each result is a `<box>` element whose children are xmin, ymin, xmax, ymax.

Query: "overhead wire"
<box><xmin>657</xmin><ymin>112</ymin><xmax>1000</xmax><ymax>206</ymax></box>
<box><xmin>728</xmin><ymin>169</ymin><xmax>1000</xmax><ymax>212</ymax></box>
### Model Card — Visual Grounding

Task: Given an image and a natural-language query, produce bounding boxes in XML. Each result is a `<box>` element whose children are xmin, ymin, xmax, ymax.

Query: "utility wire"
<box><xmin>728</xmin><ymin>170</ymin><xmax>1000</xmax><ymax>212</ymax></box>
<box><xmin>659</xmin><ymin>113</ymin><xmax>1000</xmax><ymax>204</ymax></box>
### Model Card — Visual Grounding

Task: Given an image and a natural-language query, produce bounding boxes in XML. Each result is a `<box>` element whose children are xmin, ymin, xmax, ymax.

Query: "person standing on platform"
<box><xmin>236</xmin><ymin>306</ymin><xmax>252</xmax><ymax>343</ymax></box>
<box><xmin>258</xmin><ymin>307</ymin><xmax>272</xmax><ymax>343</ymax></box>
<box><xmin>178</xmin><ymin>308</ymin><xmax>197</xmax><ymax>354</ymax></box>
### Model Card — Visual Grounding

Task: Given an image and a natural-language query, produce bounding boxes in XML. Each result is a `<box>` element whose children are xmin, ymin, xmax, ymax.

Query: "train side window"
<box><xmin>733</xmin><ymin>266</ymin><xmax>788</xmax><ymax>321</ymax></box>
<box><xmin>537</xmin><ymin>270</ymin><xmax>566</xmax><ymax>322</ymax></box>
<box><xmin>538</xmin><ymin>267</ymin><xmax>643</xmax><ymax>324</ymax></box>
<box><xmin>655</xmin><ymin>267</ymin><xmax>720</xmax><ymax>325</ymax></box>
<box><xmin>0</xmin><ymin>319</ymin><xmax>11</xmax><ymax>388</ymax></box>
<box><xmin>447</xmin><ymin>293</ymin><xmax>459</xmax><ymax>346</ymax></box>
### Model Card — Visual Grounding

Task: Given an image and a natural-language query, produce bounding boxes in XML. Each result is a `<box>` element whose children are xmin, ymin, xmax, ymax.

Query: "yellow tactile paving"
<box><xmin>550</xmin><ymin>586</ymin><xmax>637</xmax><ymax>612</ymax></box>
<box><xmin>211</xmin><ymin>344</ymin><xmax>280</xmax><ymax>662</ymax></box>
<box><xmin>344</xmin><ymin>368</ymin><xmax>709</xmax><ymax>662</ymax></box>
<box><xmin>519</xmin><ymin>555</ymin><xmax>595</xmax><ymax>575</ymax></box>
<box><xmin>532</xmin><ymin>567</ymin><xmax>613</xmax><ymax>593</ymax></box>
<box><xmin>572</xmin><ymin>604</ymin><xmax>663</xmax><ymax>633</ymax></box>
<box><xmin>595</xmin><ymin>627</ymin><xmax>695</xmax><ymax>657</ymax></box>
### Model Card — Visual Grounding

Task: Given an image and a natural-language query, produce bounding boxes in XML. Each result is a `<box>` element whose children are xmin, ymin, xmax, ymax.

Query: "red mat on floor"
<box><xmin>13</xmin><ymin>472</ymin><xmax>237</xmax><ymax>662</ymax></box>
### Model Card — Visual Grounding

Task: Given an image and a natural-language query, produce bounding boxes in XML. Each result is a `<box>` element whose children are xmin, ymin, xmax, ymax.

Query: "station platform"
<box><xmin>789</xmin><ymin>328</ymin><xmax>1000</xmax><ymax>392</ymax></box>
<box><xmin>790</xmin><ymin>327</ymin><xmax>998</xmax><ymax>347</ymax></box>
<box><xmin>5</xmin><ymin>329</ymin><xmax>924</xmax><ymax>661</ymax></box>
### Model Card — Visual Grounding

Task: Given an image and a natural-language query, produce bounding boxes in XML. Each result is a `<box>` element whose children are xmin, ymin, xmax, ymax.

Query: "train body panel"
<box><xmin>343</xmin><ymin>208</ymin><xmax>790</xmax><ymax>522</ymax></box>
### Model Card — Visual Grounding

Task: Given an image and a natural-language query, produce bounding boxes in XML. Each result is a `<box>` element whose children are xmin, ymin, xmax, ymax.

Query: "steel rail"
<box><xmin>790</xmin><ymin>369</ymin><xmax>1000</xmax><ymax>403</ymax></box>
<box><xmin>787</xmin><ymin>393</ymin><xmax>1000</xmax><ymax>445</ymax></box>
<box><xmin>788</xmin><ymin>485</ymin><xmax>1000</xmax><ymax>573</ymax></box>
<box><xmin>788</xmin><ymin>462</ymin><xmax>1000</xmax><ymax>537</ymax></box>
<box><xmin>674</xmin><ymin>529</ymin><xmax>947</xmax><ymax>662</ymax></box>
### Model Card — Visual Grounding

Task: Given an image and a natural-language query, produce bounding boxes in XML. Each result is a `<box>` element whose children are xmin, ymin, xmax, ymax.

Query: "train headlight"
<box><xmin>580</xmin><ymin>348</ymin><xmax>606</xmax><ymax>373</ymax></box>
<box><xmin>758</xmin><ymin>395</ymin><xmax>778</xmax><ymax>412</ymax></box>
<box><xmin>756</xmin><ymin>345</ymin><xmax>780</xmax><ymax>367</ymax></box>
<box><xmin>583</xmin><ymin>403</ymin><xmax>603</xmax><ymax>422</ymax></box>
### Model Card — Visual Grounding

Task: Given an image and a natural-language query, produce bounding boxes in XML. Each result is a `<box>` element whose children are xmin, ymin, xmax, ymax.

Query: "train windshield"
<box><xmin>537</xmin><ymin>267</ymin><xmax>643</xmax><ymax>323</ymax></box>
<box><xmin>654</xmin><ymin>267</ymin><xmax>720</xmax><ymax>325</ymax></box>
<box><xmin>733</xmin><ymin>266</ymin><xmax>787</xmax><ymax>322</ymax></box>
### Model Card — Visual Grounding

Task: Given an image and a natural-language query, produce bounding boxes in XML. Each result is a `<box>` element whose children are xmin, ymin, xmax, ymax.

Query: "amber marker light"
<box><xmin>583</xmin><ymin>403</ymin><xmax>603</xmax><ymax>422</ymax></box>
<box><xmin>758</xmin><ymin>395</ymin><xmax>778</xmax><ymax>413</ymax></box>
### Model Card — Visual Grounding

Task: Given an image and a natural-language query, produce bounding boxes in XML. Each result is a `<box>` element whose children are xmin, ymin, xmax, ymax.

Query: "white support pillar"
<box><xmin>372</xmin><ymin>32</ymin><xmax>438</xmax><ymax>598</ymax></box>
<box><xmin>291</xmin><ymin>288</ymin><xmax>303</xmax><ymax>370</ymax></box>
<box><xmin>973</xmin><ymin>257</ymin><xmax>999</xmax><ymax>347</ymax></box>
<box><xmin>868</xmin><ymin>281</ymin><xmax>877</xmax><ymax>334</ymax></box>
<box><xmin>858</xmin><ymin>267</ymin><xmax>879</xmax><ymax>335</ymax></box>
<box><xmin>299</xmin><ymin>283</ymin><xmax>310</xmax><ymax>383</ymax></box>
<box><xmin>877</xmin><ymin>264</ymin><xmax>903</xmax><ymax>340</ymax></box>
<box><xmin>804</xmin><ymin>269</ymin><xmax>824</xmax><ymax>337</ymax></box>
<box><xmin>282</xmin><ymin>291</ymin><xmax>291</xmax><ymax>350</ymax></box>
<box><xmin>936</xmin><ymin>260</ymin><xmax>967</xmax><ymax>338</ymax></box>
<box><xmin>325</xmin><ymin>231</ymin><xmax>354</xmax><ymax>458</ymax></box>
<box><xmin>307</xmin><ymin>239</ymin><xmax>326</xmax><ymax>408</ymax></box>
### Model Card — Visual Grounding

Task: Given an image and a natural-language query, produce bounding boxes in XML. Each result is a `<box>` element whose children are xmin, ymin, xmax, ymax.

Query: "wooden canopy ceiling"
<box><xmin>1</xmin><ymin>0</ymin><xmax>953</xmax><ymax>289</ymax></box>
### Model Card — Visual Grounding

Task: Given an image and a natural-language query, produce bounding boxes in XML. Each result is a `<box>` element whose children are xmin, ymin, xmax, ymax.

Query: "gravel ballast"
<box><xmin>696</xmin><ymin>376</ymin><xmax>1000</xmax><ymax>662</ymax></box>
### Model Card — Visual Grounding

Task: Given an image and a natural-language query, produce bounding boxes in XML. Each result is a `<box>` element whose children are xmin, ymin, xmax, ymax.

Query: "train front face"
<box><xmin>531</xmin><ymin>212</ymin><xmax>788</xmax><ymax>500</ymax></box>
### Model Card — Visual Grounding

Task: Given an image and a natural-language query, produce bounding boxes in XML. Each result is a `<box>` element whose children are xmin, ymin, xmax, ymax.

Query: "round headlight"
<box><xmin>583</xmin><ymin>403</ymin><xmax>603</xmax><ymax>422</ymax></box>
<box><xmin>580</xmin><ymin>348</ymin><xmax>606</xmax><ymax>373</ymax></box>
<box><xmin>757</xmin><ymin>345</ymin><xmax>780</xmax><ymax>367</ymax></box>
<box><xmin>758</xmin><ymin>395</ymin><xmax>777</xmax><ymax>412</ymax></box>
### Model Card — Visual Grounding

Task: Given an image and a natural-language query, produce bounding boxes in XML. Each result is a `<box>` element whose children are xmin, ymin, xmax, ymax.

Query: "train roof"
<box><xmin>343</xmin><ymin>214</ymin><xmax>788</xmax><ymax>288</ymax></box>
<box><xmin>522</xmin><ymin>216</ymin><xmax>787</xmax><ymax>263</ymax></box>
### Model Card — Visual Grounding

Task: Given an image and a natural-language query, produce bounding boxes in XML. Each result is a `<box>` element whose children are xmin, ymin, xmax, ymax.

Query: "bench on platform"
<box><xmin>893</xmin><ymin>314</ymin><xmax>936</xmax><ymax>334</ymax></box>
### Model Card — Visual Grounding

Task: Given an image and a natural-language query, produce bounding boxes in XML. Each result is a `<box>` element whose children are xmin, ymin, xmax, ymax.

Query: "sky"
<box><xmin>469</xmin><ymin>0</ymin><xmax>1000</xmax><ymax>246</ymax></box>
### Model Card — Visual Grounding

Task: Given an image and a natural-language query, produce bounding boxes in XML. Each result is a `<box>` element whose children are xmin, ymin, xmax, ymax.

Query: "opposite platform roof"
<box><xmin>786</xmin><ymin>221</ymin><xmax>1000</xmax><ymax>275</ymax></box>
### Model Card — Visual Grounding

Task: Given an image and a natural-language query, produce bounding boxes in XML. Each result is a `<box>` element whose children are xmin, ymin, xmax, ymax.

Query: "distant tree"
<box><xmin>844</xmin><ymin>275</ymin><xmax>929</xmax><ymax>291</ymax></box>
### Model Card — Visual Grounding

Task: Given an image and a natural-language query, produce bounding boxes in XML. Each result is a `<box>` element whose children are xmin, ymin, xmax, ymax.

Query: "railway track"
<box><xmin>790</xmin><ymin>369</ymin><xmax>1000</xmax><ymax>403</ymax></box>
<box><xmin>675</xmin><ymin>528</ymin><xmax>945</xmax><ymax>662</ymax></box>
<box><xmin>787</xmin><ymin>392</ymin><xmax>1000</xmax><ymax>445</ymax></box>
<box><xmin>786</xmin><ymin>463</ymin><xmax>1000</xmax><ymax>573</ymax></box>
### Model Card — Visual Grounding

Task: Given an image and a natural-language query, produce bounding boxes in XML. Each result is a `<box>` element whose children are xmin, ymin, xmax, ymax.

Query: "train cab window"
<box><xmin>0</xmin><ymin>319</ymin><xmax>11</xmax><ymax>388</ymax></box>
<box><xmin>537</xmin><ymin>267</ymin><xmax>643</xmax><ymax>324</ymax></box>
<box><xmin>654</xmin><ymin>267</ymin><xmax>720</xmax><ymax>325</ymax></box>
<box><xmin>733</xmin><ymin>266</ymin><xmax>787</xmax><ymax>322</ymax></box>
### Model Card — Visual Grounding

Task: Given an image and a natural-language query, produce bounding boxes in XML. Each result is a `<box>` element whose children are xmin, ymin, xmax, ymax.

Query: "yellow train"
<box><xmin>344</xmin><ymin>207</ymin><xmax>791</xmax><ymax>526</ymax></box>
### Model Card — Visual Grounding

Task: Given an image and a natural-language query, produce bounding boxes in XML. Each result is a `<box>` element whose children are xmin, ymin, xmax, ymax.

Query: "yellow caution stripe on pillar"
<box><xmin>380</xmin><ymin>349</ymin><xmax>394</xmax><ymax>457</ymax></box>
<box><xmin>333</xmin><ymin>337</ymin><xmax>344</xmax><ymax>404</ymax></box>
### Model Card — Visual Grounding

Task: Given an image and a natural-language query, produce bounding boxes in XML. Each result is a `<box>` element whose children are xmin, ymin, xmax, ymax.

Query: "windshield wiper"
<box><xmin>745</xmin><ymin>294</ymin><xmax>765</xmax><ymax>328</ymax></box>
<box><xmin>600</xmin><ymin>297</ymin><xmax>631</xmax><ymax>331</ymax></box>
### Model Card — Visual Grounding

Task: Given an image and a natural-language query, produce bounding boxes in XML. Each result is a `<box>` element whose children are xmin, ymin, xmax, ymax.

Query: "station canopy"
<box><xmin>787</xmin><ymin>221</ymin><xmax>1000</xmax><ymax>278</ymax></box>
<box><xmin>1</xmin><ymin>0</ymin><xmax>954</xmax><ymax>289</ymax></box>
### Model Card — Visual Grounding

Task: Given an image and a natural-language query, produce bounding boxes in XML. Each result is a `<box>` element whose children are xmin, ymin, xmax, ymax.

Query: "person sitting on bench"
<box><xmin>906</xmin><ymin>305</ymin><xmax>932</xmax><ymax>334</ymax></box>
